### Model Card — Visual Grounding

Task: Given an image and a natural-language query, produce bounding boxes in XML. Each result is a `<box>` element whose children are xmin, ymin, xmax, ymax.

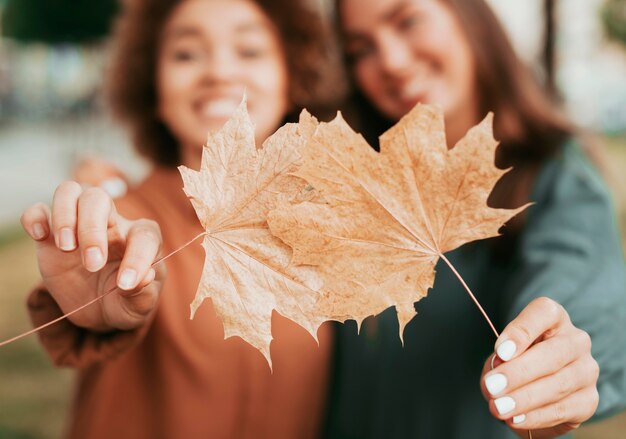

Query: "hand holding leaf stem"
<box><xmin>481</xmin><ymin>297</ymin><xmax>599</xmax><ymax>438</ymax></box>
<box><xmin>20</xmin><ymin>181</ymin><xmax>165</xmax><ymax>332</ymax></box>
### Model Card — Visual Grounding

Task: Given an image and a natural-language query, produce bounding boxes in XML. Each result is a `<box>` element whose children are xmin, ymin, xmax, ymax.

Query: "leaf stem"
<box><xmin>0</xmin><ymin>231</ymin><xmax>207</xmax><ymax>348</ymax></box>
<box><xmin>439</xmin><ymin>253</ymin><xmax>532</xmax><ymax>439</ymax></box>
<box><xmin>439</xmin><ymin>253</ymin><xmax>499</xmax><ymax>339</ymax></box>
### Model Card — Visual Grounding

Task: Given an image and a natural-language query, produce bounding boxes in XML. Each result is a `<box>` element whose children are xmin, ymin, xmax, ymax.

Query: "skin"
<box><xmin>481</xmin><ymin>299</ymin><xmax>599</xmax><ymax>438</ymax></box>
<box><xmin>20</xmin><ymin>0</ymin><xmax>291</xmax><ymax>332</ymax></box>
<box><xmin>340</xmin><ymin>0</ymin><xmax>599</xmax><ymax>437</ymax></box>
<box><xmin>157</xmin><ymin>0</ymin><xmax>290</xmax><ymax>170</ymax></box>
<box><xmin>340</xmin><ymin>0</ymin><xmax>479</xmax><ymax>148</ymax></box>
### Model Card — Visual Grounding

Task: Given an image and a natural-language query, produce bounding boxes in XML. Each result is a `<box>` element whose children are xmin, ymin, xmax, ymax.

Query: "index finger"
<box><xmin>495</xmin><ymin>297</ymin><xmax>569</xmax><ymax>362</ymax></box>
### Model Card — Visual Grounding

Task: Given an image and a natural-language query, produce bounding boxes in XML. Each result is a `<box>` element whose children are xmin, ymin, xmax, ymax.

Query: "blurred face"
<box><xmin>340</xmin><ymin>0</ymin><xmax>478</xmax><ymax>131</ymax></box>
<box><xmin>157</xmin><ymin>0</ymin><xmax>289</xmax><ymax>166</ymax></box>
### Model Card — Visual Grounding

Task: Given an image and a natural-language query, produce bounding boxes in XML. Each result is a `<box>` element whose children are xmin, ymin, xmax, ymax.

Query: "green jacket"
<box><xmin>324</xmin><ymin>141</ymin><xmax>626</xmax><ymax>439</ymax></box>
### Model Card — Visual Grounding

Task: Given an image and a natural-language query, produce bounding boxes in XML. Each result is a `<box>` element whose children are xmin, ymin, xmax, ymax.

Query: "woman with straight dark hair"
<box><xmin>325</xmin><ymin>0</ymin><xmax>626</xmax><ymax>438</ymax></box>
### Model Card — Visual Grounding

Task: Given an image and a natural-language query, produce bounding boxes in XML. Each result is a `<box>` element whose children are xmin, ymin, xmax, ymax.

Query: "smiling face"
<box><xmin>340</xmin><ymin>0</ymin><xmax>479</xmax><ymax>138</ymax></box>
<box><xmin>157</xmin><ymin>0</ymin><xmax>289</xmax><ymax>167</ymax></box>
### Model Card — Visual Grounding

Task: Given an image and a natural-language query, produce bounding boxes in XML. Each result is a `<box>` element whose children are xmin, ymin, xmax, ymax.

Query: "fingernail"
<box><xmin>513</xmin><ymin>414</ymin><xmax>526</xmax><ymax>424</ymax></box>
<box><xmin>118</xmin><ymin>269</ymin><xmax>137</xmax><ymax>290</ymax></box>
<box><xmin>85</xmin><ymin>247</ymin><xmax>104</xmax><ymax>272</ymax></box>
<box><xmin>100</xmin><ymin>177</ymin><xmax>127</xmax><ymax>199</ymax></box>
<box><xmin>59</xmin><ymin>228</ymin><xmax>76</xmax><ymax>251</ymax></box>
<box><xmin>32</xmin><ymin>223</ymin><xmax>45</xmax><ymax>240</ymax></box>
<box><xmin>494</xmin><ymin>396</ymin><xmax>516</xmax><ymax>415</ymax></box>
<box><xmin>496</xmin><ymin>339</ymin><xmax>516</xmax><ymax>361</ymax></box>
<box><xmin>485</xmin><ymin>373</ymin><xmax>507</xmax><ymax>396</ymax></box>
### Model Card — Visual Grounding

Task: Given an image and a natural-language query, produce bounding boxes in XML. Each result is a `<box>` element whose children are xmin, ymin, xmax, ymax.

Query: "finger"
<box><xmin>125</xmin><ymin>268</ymin><xmax>158</xmax><ymax>295</ymax></box>
<box><xmin>481</xmin><ymin>353</ymin><xmax>503</xmax><ymax>375</ymax></box>
<box><xmin>100</xmin><ymin>177</ymin><xmax>128</xmax><ymax>199</ymax></box>
<box><xmin>505</xmin><ymin>386</ymin><xmax>599</xmax><ymax>431</ymax></box>
<box><xmin>480</xmin><ymin>354</ymin><xmax>503</xmax><ymax>400</ymax></box>
<box><xmin>495</xmin><ymin>297</ymin><xmax>569</xmax><ymax>362</ymax></box>
<box><xmin>51</xmin><ymin>181</ymin><xmax>83</xmax><ymax>251</ymax></box>
<box><xmin>487</xmin><ymin>356</ymin><xmax>597</xmax><ymax>421</ymax></box>
<box><xmin>104</xmin><ymin>273</ymin><xmax>162</xmax><ymax>331</ymax></box>
<box><xmin>484</xmin><ymin>330</ymin><xmax>591</xmax><ymax>397</ymax></box>
<box><xmin>21</xmin><ymin>203</ymin><xmax>51</xmax><ymax>241</ymax></box>
<box><xmin>117</xmin><ymin>264</ymin><xmax>165</xmax><ymax>324</ymax></box>
<box><xmin>122</xmin><ymin>277</ymin><xmax>161</xmax><ymax>323</ymax></box>
<box><xmin>116</xmin><ymin>219</ymin><xmax>162</xmax><ymax>291</ymax></box>
<box><xmin>76</xmin><ymin>187</ymin><xmax>117</xmax><ymax>272</ymax></box>
<box><xmin>139</xmin><ymin>268</ymin><xmax>157</xmax><ymax>288</ymax></box>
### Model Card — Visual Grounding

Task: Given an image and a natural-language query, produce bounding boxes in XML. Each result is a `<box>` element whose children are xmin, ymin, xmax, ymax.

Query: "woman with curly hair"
<box><xmin>20</xmin><ymin>1</ymin><xmax>341</xmax><ymax>438</ymax></box>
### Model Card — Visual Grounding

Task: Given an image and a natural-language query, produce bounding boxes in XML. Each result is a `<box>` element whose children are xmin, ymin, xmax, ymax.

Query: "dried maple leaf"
<box><xmin>268</xmin><ymin>104</ymin><xmax>528</xmax><ymax>340</ymax></box>
<box><xmin>178</xmin><ymin>99</ymin><xmax>328</xmax><ymax>368</ymax></box>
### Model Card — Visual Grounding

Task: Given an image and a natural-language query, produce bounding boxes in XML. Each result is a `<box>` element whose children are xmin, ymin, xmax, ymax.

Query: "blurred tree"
<box><xmin>1</xmin><ymin>0</ymin><xmax>119</xmax><ymax>44</ymax></box>
<box><xmin>543</xmin><ymin>0</ymin><xmax>558</xmax><ymax>99</ymax></box>
<box><xmin>603</xmin><ymin>0</ymin><xmax>626</xmax><ymax>47</ymax></box>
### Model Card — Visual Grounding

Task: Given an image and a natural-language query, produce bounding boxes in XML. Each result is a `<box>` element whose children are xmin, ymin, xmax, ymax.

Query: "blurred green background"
<box><xmin>1</xmin><ymin>0</ymin><xmax>626</xmax><ymax>437</ymax></box>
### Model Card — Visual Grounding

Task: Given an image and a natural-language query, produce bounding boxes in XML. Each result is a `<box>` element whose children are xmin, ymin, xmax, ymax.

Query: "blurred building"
<box><xmin>488</xmin><ymin>0</ymin><xmax>626</xmax><ymax>133</ymax></box>
<box><xmin>0</xmin><ymin>1</ymin><xmax>144</xmax><ymax>227</ymax></box>
<box><xmin>0</xmin><ymin>0</ymin><xmax>625</xmax><ymax>227</ymax></box>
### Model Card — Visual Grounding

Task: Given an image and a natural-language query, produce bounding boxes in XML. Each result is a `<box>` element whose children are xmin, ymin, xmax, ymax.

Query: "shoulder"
<box><xmin>531</xmin><ymin>139</ymin><xmax>611</xmax><ymax>210</ymax></box>
<box><xmin>114</xmin><ymin>167</ymin><xmax>184</xmax><ymax>221</ymax></box>
<box><xmin>520</xmin><ymin>137</ymin><xmax>623</xmax><ymax>260</ymax></box>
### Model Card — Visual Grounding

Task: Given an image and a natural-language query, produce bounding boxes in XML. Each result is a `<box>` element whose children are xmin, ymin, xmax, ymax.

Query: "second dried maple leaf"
<box><xmin>268</xmin><ymin>104</ymin><xmax>528</xmax><ymax>339</ymax></box>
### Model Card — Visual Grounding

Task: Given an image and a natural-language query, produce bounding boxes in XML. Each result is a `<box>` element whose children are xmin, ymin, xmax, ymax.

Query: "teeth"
<box><xmin>200</xmin><ymin>99</ymin><xmax>240</xmax><ymax>118</ymax></box>
<box><xmin>400</xmin><ymin>79</ymin><xmax>425</xmax><ymax>101</ymax></box>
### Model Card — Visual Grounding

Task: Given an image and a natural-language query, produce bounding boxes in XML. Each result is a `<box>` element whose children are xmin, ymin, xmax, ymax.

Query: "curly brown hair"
<box><xmin>107</xmin><ymin>0</ymin><xmax>344</xmax><ymax>167</ymax></box>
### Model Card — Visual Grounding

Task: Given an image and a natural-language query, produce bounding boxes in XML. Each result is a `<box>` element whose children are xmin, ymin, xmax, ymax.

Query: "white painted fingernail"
<box><xmin>497</xmin><ymin>339</ymin><xmax>516</xmax><ymax>361</ymax></box>
<box><xmin>494</xmin><ymin>396</ymin><xmax>516</xmax><ymax>415</ymax></box>
<box><xmin>513</xmin><ymin>414</ymin><xmax>526</xmax><ymax>424</ymax></box>
<box><xmin>118</xmin><ymin>269</ymin><xmax>137</xmax><ymax>290</ymax></box>
<box><xmin>485</xmin><ymin>373</ymin><xmax>507</xmax><ymax>396</ymax></box>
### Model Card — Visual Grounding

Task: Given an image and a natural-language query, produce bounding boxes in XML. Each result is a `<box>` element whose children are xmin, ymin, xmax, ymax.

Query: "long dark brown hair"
<box><xmin>107</xmin><ymin>0</ymin><xmax>344</xmax><ymax>167</ymax></box>
<box><xmin>335</xmin><ymin>0</ymin><xmax>578</xmax><ymax>211</ymax></box>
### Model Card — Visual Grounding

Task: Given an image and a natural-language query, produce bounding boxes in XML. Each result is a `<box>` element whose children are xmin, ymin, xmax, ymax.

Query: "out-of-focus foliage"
<box><xmin>1</xmin><ymin>0</ymin><xmax>118</xmax><ymax>44</ymax></box>
<box><xmin>603</xmin><ymin>0</ymin><xmax>626</xmax><ymax>47</ymax></box>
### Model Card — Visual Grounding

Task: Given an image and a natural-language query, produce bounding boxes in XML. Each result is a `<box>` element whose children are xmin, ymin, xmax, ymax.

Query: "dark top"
<box><xmin>324</xmin><ymin>141</ymin><xmax>626</xmax><ymax>439</ymax></box>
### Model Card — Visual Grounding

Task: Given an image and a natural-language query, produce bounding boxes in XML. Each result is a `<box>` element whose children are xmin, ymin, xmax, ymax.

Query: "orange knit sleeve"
<box><xmin>27</xmin><ymin>286</ymin><xmax>152</xmax><ymax>368</ymax></box>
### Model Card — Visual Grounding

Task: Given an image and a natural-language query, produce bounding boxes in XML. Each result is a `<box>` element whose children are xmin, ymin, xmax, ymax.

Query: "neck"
<box><xmin>444</xmin><ymin>105</ymin><xmax>480</xmax><ymax>149</ymax></box>
<box><xmin>181</xmin><ymin>144</ymin><xmax>202</xmax><ymax>170</ymax></box>
<box><xmin>180</xmin><ymin>133</ymin><xmax>269</xmax><ymax>170</ymax></box>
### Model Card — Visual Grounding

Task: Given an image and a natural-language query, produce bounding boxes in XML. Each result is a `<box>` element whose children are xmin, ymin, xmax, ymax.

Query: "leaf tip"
<box><xmin>482</xmin><ymin>111</ymin><xmax>495</xmax><ymax>127</ymax></box>
<box><xmin>189</xmin><ymin>296</ymin><xmax>204</xmax><ymax>320</ymax></box>
<box><xmin>311</xmin><ymin>332</ymin><xmax>321</xmax><ymax>347</ymax></box>
<box><xmin>396</xmin><ymin>302</ymin><xmax>416</xmax><ymax>345</ymax></box>
<box><xmin>298</xmin><ymin>108</ymin><xmax>316</xmax><ymax>123</ymax></box>
<box><xmin>331</xmin><ymin>110</ymin><xmax>347</xmax><ymax>125</ymax></box>
<box><xmin>260</xmin><ymin>348</ymin><xmax>273</xmax><ymax>373</ymax></box>
<box><xmin>355</xmin><ymin>318</ymin><xmax>364</xmax><ymax>335</ymax></box>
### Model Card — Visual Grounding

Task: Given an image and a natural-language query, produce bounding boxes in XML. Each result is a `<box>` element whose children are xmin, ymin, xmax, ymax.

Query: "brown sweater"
<box><xmin>28</xmin><ymin>168</ymin><xmax>333</xmax><ymax>439</ymax></box>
